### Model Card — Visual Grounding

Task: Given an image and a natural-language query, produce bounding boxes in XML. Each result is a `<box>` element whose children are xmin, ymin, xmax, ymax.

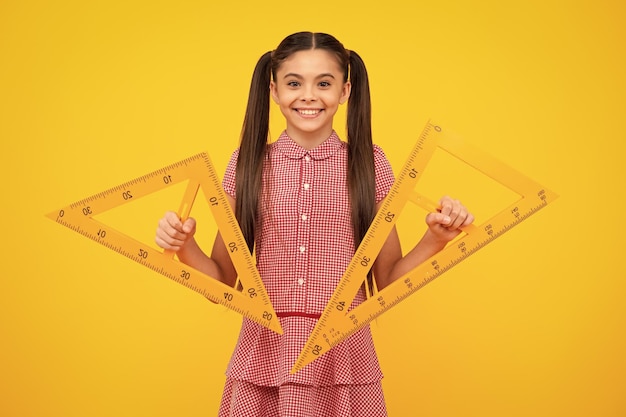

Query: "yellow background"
<box><xmin>1</xmin><ymin>1</ymin><xmax>625</xmax><ymax>416</ymax></box>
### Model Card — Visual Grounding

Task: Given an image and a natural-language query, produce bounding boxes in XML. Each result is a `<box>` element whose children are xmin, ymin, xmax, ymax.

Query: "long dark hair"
<box><xmin>235</xmin><ymin>32</ymin><xmax>376</xmax><ymax>260</ymax></box>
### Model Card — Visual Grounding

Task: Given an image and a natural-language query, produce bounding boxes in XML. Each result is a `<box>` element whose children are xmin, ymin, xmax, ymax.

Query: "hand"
<box><xmin>425</xmin><ymin>196</ymin><xmax>474</xmax><ymax>244</ymax></box>
<box><xmin>155</xmin><ymin>211</ymin><xmax>197</xmax><ymax>251</ymax></box>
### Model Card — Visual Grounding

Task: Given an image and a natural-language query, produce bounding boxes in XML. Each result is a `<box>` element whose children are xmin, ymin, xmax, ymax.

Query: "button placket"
<box><xmin>296</xmin><ymin>152</ymin><xmax>313</xmax><ymax>289</ymax></box>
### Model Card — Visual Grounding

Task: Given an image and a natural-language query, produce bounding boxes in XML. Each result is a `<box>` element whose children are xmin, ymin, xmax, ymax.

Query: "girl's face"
<box><xmin>270</xmin><ymin>49</ymin><xmax>351</xmax><ymax>149</ymax></box>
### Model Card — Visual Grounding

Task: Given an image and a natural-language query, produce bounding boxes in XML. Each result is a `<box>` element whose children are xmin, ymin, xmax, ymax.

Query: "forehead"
<box><xmin>276</xmin><ymin>49</ymin><xmax>344</xmax><ymax>77</ymax></box>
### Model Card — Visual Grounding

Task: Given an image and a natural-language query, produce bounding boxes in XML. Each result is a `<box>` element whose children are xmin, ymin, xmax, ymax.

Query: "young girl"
<box><xmin>155</xmin><ymin>32</ymin><xmax>473</xmax><ymax>417</ymax></box>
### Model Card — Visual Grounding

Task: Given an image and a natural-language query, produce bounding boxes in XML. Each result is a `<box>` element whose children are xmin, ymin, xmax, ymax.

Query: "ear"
<box><xmin>270</xmin><ymin>80</ymin><xmax>279</xmax><ymax>104</ymax></box>
<box><xmin>339</xmin><ymin>81</ymin><xmax>351</xmax><ymax>105</ymax></box>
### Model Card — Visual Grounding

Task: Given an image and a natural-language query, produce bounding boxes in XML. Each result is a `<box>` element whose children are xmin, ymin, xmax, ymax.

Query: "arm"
<box><xmin>155</xmin><ymin>194</ymin><xmax>238</xmax><ymax>288</ymax></box>
<box><xmin>373</xmin><ymin>196</ymin><xmax>474</xmax><ymax>290</ymax></box>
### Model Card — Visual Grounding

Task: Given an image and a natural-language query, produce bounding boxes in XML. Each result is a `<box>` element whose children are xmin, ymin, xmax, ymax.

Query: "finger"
<box><xmin>155</xmin><ymin>234</ymin><xmax>180</xmax><ymax>250</ymax></box>
<box><xmin>157</xmin><ymin>212</ymin><xmax>191</xmax><ymax>244</ymax></box>
<box><xmin>448</xmin><ymin>208</ymin><xmax>475</xmax><ymax>230</ymax></box>
<box><xmin>462</xmin><ymin>212</ymin><xmax>475</xmax><ymax>228</ymax></box>
<box><xmin>157</xmin><ymin>216</ymin><xmax>185</xmax><ymax>239</ymax></box>
<box><xmin>164</xmin><ymin>211</ymin><xmax>184</xmax><ymax>231</ymax></box>
<box><xmin>155</xmin><ymin>226</ymin><xmax>187</xmax><ymax>249</ymax></box>
<box><xmin>438</xmin><ymin>195</ymin><xmax>459</xmax><ymax>218</ymax></box>
<box><xmin>425</xmin><ymin>212</ymin><xmax>452</xmax><ymax>228</ymax></box>
<box><xmin>155</xmin><ymin>235</ymin><xmax>179</xmax><ymax>251</ymax></box>
<box><xmin>447</xmin><ymin>207</ymin><xmax>468</xmax><ymax>230</ymax></box>
<box><xmin>182</xmin><ymin>217</ymin><xmax>196</xmax><ymax>234</ymax></box>
<box><xmin>439</xmin><ymin>197</ymin><xmax>469</xmax><ymax>228</ymax></box>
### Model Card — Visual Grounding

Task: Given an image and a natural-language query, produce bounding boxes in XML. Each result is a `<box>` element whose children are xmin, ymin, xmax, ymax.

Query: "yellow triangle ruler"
<box><xmin>291</xmin><ymin>120</ymin><xmax>558</xmax><ymax>373</ymax></box>
<box><xmin>46</xmin><ymin>152</ymin><xmax>283</xmax><ymax>334</ymax></box>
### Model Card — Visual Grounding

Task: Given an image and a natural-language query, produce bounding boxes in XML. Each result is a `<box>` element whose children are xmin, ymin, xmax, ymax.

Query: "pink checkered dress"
<box><xmin>219</xmin><ymin>131</ymin><xmax>395</xmax><ymax>416</ymax></box>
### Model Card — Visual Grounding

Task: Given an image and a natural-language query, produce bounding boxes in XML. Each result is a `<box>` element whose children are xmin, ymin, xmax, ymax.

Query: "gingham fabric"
<box><xmin>221</xmin><ymin>131</ymin><xmax>395</xmax><ymax>388</ymax></box>
<box><xmin>218</xmin><ymin>378</ymin><xmax>388</xmax><ymax>417</ymax></box>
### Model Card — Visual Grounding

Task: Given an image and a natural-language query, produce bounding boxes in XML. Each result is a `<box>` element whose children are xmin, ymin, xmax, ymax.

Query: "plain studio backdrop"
<box><xmin>1</xmin><ymin>1</ymin><xmax>624</xmax><ymax>416</ymax></box>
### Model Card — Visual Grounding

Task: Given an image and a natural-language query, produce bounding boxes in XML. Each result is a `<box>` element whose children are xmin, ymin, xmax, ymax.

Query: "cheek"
<box><xmin>279</xmin><ymin>105</ymin><xmax>292</xmax><ymax>116</ymax></box>
<box><xmin>275</xmin><ymin>90</ymin><xmax>297</xmax><ymax>106</ymax></box>
<box><xmin>278</xmin><ymin>102</ymin><xmax>295</xmax><ymax>118</ymax></box>
<box><xmin>327</xmin><ymin>93</ymin><xmax>344</xmax><ymax>107</ymax></box>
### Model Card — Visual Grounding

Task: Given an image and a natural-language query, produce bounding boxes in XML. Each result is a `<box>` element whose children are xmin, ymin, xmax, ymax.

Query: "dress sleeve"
<box><xmin>222</xmin><ymin>148</ymin><xmax>240</xmax><ymax>199</ymax></box>
<box><xmin>373</xmin><ymin>144</ymin><xmax>395</xmax><ymax>203</ymax></box>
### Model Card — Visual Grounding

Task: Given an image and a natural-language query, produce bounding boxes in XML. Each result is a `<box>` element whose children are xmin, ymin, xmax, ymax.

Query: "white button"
<box><xmin>303</xmin><ymin>183</ymin><xmax>310</xmax><ymax>190</ymax></box>
<box><xmin>304</xmin><ymin>155</ymin><xmax>311</xmax><ymax>162</ymax></box>
<box><xmin>299</xmin><ymin>246</ymin><xmax>306</xmax><ymax>253</ymax></box>
<box><xmin>297</xmin><ymin>278</ymin><xmax>304</xmax><ymax>285</ymax></box>
<box><xmin>301</xmin><ymin>214</ymin><xmax>308</xmax><ymax>221</ymax></box>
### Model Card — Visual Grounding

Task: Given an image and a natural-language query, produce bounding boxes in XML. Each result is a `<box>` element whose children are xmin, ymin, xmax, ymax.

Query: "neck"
<box><xmin>285</xmin><ymin>127</ymin><xmax>333</xmax><ymax>150</ymax></box>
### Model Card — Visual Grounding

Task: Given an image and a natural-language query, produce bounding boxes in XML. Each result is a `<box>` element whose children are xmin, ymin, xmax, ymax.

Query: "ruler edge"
<box><xmin>46</xmin><ymin>152</ymin><xmax>210</xmax><ymax>215</ymax></box>
<box><xmin>436</xmin><ymin>132</ymin><xmax>559</xmax><ymax>200</ymax></box>
<box><xmin>291</xmin><ymin>119</ymin><xmax>559</xmax><ymax>372</ymax></box>
<box><xmin>330</xmin><ymin>121</ymin><xmax>442</xmax><ymax>306</ymax></box>
<box><xmin>300</xmin><ymin>192</ymin><xmax>557</xmax><ymax>354</ymax></box>
<box><xmin>45</xmin><ymin>151</ymin><xmax>284</xmax><ymax>334</ymax></box>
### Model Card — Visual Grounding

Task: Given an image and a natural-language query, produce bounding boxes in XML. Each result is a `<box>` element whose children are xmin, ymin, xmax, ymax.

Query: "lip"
<box><xmin>295</xmin><ymin>108</ymin><xmax>323</xmax><ymax>118</ymax></box>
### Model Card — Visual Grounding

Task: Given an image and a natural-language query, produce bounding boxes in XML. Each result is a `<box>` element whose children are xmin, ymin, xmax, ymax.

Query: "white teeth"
<box><xmin>299</xmin><ymin>109</ymin><xmax>319</xmax><ymax>115</ymax></box>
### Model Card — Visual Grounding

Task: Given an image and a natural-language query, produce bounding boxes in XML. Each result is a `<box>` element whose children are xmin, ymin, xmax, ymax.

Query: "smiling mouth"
<box><xmin>297</xmin><ymin>109</ymin><xmax>321</xmax><ymax>116</ymax></box>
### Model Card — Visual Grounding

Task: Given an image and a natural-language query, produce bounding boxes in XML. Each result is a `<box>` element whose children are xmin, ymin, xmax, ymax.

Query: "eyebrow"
<box><xmin>282</xmin><ymin>73</ymin><xmax>336</xmax><ymax>80</ymax></box>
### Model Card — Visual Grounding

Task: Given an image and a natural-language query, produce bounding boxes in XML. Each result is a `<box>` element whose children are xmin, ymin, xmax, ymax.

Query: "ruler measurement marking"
<box><xmin>48</xmin><ymin>152</ymin><xmax>282</xmax><ymax>334</ymax></box>
<box><xmin>304</xmin><ymin>197</ymin><xmax>553</xmax><ymax>353</ymax></box>
<box><xmin>291</xmin><ymin>120</ymin><xmax>557</xmax><ymax>373</ymax></box>
<box><xmin>297</xmin><ymin>121</ymin><xmax>442</xmax><ymax>362</ymax></box>
<box><xmin>200</xmin><ymin>160</ymin><xmax>275</xmax><ymax>309</ymax></box>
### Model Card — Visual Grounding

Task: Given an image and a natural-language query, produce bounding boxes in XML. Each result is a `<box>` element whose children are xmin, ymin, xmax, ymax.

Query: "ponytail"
<box><xmin>347</xmin><ymin>50</ymin><xmax>376</xmax><ymax>251</ymax></box>
<box><xmin>347</xmin><ymin>50</ymin><xmax>377</xmax><ymax>295</ymax></box>
<box><xmin>236</xmin><ymin>51</ymin><xmax>272</xmax><ymax>252</ymax></box>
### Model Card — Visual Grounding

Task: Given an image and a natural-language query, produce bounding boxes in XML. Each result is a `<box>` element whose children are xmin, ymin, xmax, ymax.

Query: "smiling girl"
<box><xmin>155</xmin><ymin>32</ymin><xmax>473</xmax><ymax>417</ymax></box>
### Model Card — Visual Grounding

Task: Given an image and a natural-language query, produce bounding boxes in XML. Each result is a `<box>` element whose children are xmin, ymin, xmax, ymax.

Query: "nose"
<box><xmin>301</xmin><ymin>85</ymin><xmax>316</xmax><ymax>102</ymax></box>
